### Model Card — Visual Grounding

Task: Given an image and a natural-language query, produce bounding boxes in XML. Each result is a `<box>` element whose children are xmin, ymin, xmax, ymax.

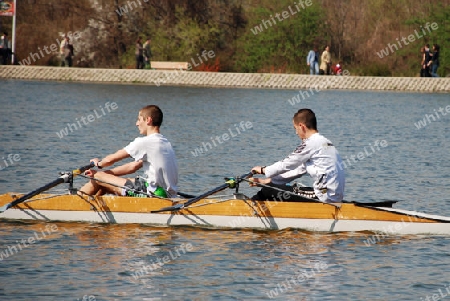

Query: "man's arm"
<box><xmin>271</xmin><ymin>167</ymin><xmax>306</xmax><ymax>184</ymax></box>
<box><xmin>250</xmin><ymin>164</ymin><xmax>306</xmax><ymax>186</ymax></box>
<box><xmin>92</xmin><ymin>149</ymin><xmax>130</xmax><ymax>169</ymax></box>
<box><xmin>264</xmin><ymin>143</ymin><xmax>311</xmax><ymax>178</ymax></box>
<box><xmin>90</xmin><ymin>149</ymin><xmax>143</xmax><ymax>176</ymax></box>
<box><xmin>109</xmin><ymin>160</ymin><xmax>143</xmax><ymax>176</ymax></box>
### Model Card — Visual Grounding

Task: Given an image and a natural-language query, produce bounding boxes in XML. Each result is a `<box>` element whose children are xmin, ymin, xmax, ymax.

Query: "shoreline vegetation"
<box><xmin>0</xmin><ymin>0</ymin><xmax>448</xmax><ymax>77</ymax></box>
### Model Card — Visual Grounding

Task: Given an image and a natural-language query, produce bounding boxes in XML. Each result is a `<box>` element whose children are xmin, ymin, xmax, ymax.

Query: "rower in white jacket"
<box><xmin>250</xmin><ymin>108</ymin><xmax>345</xmax><ymax>203</ymax></box>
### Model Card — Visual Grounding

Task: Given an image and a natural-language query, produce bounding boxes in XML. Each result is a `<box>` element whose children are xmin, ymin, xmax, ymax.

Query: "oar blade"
<box><xmin>0</xmin><ymin>203</ymin><xmax>11</xmax><ymax>213</ymax></box>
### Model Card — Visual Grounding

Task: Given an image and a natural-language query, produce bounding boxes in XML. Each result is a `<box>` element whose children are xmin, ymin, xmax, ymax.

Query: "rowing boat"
<box><xmin>1</xmin><ymin>192</ymin><xmax>449</xmax><ymax>235</ymax></box>
<box><xmin>0</xmin><ymin>164</ymin><xmax>448</xmax><ymax>234</ymax></box>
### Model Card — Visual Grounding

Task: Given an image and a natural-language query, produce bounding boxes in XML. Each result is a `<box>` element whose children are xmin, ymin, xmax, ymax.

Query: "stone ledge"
<box><xmin>0</xmin><ymin>66</ymin><xmax>449</xmax><ymax>92</ymax></box>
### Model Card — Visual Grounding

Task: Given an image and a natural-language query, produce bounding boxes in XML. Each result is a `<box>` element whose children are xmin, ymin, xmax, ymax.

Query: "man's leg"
<box><xmin>431</xmin><ymin>64</ymin><xmax>439</xmax><ymax>77</ymax></box>
<box><xmin>1</xmin><ymin>50</ymin><xmax>6</xmax><ymax>65</ymax></box>
<box><xmin>251</xmin><ymin>183</ymin><xmax>317</xmax><ymax>202</ymax></box>
<box><xmin>78</xmin><ymin>170</ymin><xmax>128</xmax><ymax>196</ymax></box>
<box><xmin>251</xmin><ymin>184</ymin><xmax>295</xmax><ymax>201</ymax></box>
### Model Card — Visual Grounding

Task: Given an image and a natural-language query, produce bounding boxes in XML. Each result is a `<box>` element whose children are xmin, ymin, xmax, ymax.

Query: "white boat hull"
<box><xmin>2</xmin><ymin>207</ymin><xmax>449</xmax><ymax>235</ymax></box>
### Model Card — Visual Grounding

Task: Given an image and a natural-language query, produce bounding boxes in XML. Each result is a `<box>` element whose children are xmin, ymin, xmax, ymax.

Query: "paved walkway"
<box><xmin>1</xmin><ymin>66</ymin><xmax>449</xmax><ymax>92</ymax></box>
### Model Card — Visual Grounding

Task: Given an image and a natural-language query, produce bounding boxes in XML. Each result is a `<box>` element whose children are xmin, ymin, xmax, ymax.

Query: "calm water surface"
<box><xmin>0</xmin><ymin>80</ymin><xmax>449</xmax><ymax>300</ymax></box>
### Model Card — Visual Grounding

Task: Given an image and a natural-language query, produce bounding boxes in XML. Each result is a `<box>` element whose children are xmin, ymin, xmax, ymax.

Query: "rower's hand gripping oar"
<box><xmin>151</xmin><ymin>172</ymin><xmax>254</xmax><ymax>213</ymax></box>
<box><xmin>0</xmin><ymin>162</ymin><xmax>94</xmax><ymax>213</ymax></box>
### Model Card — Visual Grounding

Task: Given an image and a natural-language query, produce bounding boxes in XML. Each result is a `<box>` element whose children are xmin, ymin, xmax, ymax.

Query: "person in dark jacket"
<box><xmin>135</xmin><ymin>37</ymin><xmax>144</xmax><ymax>69</ymax></box>
<box><xmin>430</xmin><ymin>44</ymin><xmax>440</xmax><ymax>77</ymax></box>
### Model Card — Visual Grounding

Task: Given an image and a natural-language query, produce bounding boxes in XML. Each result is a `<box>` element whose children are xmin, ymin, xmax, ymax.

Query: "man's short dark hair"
<box><xmin>293</xmin><ymin>108</ymin><xmax>317</xmax><ymax>130</ymax></box>
<box><xmin>140</xmin><ymin>105</ymin><xmax>163</xmax><ymax>127</ymax></box>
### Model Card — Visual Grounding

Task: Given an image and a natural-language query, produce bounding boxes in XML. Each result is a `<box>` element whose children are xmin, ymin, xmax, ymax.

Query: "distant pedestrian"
<box><xmin>0</xmin><ymin>32</ymin><xmax>9</xmax><ymax>65</ymax></box>
<box><xmin>143</xmin><ymin>37</ymin><xmax>152</xmax><ymax>69</ymax></box>
<box><xmin>60</xmin><ymin>36</ymin><xmax>69</xmax><ymax>67</ymax></box>
<box><xmin>135</xmin><ymin>37</ymin><xmax>144</xmax><ymax>69</ymax></box>
<box><xmin>333</xmin><ymin>61</ymin><xmax>343</xmax><ymax>76</ymax></box>
<box><xmin>320</xmin><ymin>46</ymin><xmax>331</xmax><ymax>75</ymax></box>
<box><xmin>307</xmin><ymin>46</ymin><xmax>319</xmax><ymax>75</ymax></box>
<box><xmin>430</xmin><ymin>44</ymin><xmax>440</xmax><ymax>77</ymax></box>
<box><xmin>64</xmin><ymin>39</ymin><xmax>74</xmax><ymax>67</ymax></box>
<box><xmin>420</xmin><ymin>47</ymin><xmax>427</xmax><ymax>77</ymax></box>
<box><xmin>421</xmin><ymin>44</ymin><xmax>432</xmax><ymax>77</ymax></box>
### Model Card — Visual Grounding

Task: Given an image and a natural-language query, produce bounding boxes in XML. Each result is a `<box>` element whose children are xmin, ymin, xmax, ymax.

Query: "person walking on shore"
<box><xmin>64</xmin><ymin>39</ymin><xmax>74</xmax><ymax>67</ymax></box>
<box><xmin>430</xmin><ymin>44</ymin><xmax>440</xmax><ymax>77</ymax></box>
<box><xmin>307</xmin><ymin>46</ymin><xmax>319</xmax><ymax>75</ymax></box>
<box><xmin>135</xmin><ymin>37</ymin><xmax>144</xmax><ymax>69</ymax></box>
<box><xmin>422</xmin><ymin>44</ymin><xmax>432</xmax><ymax>77</ymax></box>
<box><xmin>0</xmin><ymin>32</ymin><xmax>9</xmax><ymax>65</ymax></box>
<box><xmin>60</xmin><ymin>36</ymin><xmax>70</xmax><ymax>67</ymax></box>
<box><xmin>143</xmin><ymin>37</ymin><xmax>152</xmax><ymax>69</ymax></box>
<box><xmin>320</xmin><ymin>46</ymin><xmax>331</xmax><ymax>75</ymax></box>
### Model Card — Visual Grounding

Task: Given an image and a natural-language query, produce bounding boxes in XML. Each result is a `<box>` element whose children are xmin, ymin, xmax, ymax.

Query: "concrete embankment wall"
<box><xmin>0</xmin><ymin>66</ymin><xmax>449</xmax><ymax>92</ymax></box>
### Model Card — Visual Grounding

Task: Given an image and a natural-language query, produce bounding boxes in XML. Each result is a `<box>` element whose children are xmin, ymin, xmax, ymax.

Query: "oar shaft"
<box><xmin>151</xmin><ymin>172</ymin><xmax>253</xmax><ymax>213</ymax></box>
<box><xmin>182</xmin><ymin>184</ymin><xmax>228</xmax><ymax>207</ymax></box>
<box><xmin>0</xmin><ymin>162</ymin><xmax>94</xmax><ymax>213</ymax></box>
<box><xmin>183</xmin><ymin>172</ymin><xmax>253</xmax><ymax>208</ymax></box>
<box><xmin>8</xmin><ymin>174</ymin><xmax>69</xmax><ymax>208</ymax></box>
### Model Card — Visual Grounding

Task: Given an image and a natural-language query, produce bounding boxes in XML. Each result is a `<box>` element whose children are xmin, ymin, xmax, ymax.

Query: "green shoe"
<box><xmin>154</xmin><ymin>187</ymin><xmax>168</xmax><ymax>198</ymax></box>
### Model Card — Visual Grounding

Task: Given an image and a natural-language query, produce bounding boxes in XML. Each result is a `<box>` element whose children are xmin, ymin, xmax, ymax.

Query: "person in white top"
<box><xmin>250</xmin><ymin>108</ymin><xmax>345</xmax><ymax>203</ymax></box>
<box><xmin>78</xmin><ymin>105</ymin><xmax>178</xmax><ymax>198</ymax></box>
<box><xmin>60</xmin><ymin>36</ymin><xmax>69</xmax><ymax>67</ymax></box>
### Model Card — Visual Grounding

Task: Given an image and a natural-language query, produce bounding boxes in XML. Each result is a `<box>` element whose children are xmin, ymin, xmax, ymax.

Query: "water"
<box><xmin>0</xmin><ymin>80</ymin><xmax>449</xmax><ymax>300</ymax></box>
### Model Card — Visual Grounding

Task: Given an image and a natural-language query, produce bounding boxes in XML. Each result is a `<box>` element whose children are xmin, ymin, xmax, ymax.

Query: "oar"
<box><xmin>177</xmin><ymin>191</ymin><xmax>196</xmax><ymax>199</ymax></box>
<box><xmin>151</xmin><ymin>172</ymin><xmax>253</xmax><ymax>213</ymax></box>
<box><xmin>0</xmin><ymin>162</ymin><xmax>94</xmax><ymax>213</ymax></box>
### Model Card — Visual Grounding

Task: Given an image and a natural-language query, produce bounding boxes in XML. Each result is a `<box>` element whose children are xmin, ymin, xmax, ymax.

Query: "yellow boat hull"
<box><xmin>0</xmin><ymin>193</ymin><xmax>449</xmax><ymax>234</ymax></box>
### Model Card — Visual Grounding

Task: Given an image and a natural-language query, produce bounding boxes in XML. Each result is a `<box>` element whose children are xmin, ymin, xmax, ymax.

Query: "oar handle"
<box><xmin>73</xmin><ymin>162</ymin><xmax>95</xmax><ymax>176</ymax></box>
